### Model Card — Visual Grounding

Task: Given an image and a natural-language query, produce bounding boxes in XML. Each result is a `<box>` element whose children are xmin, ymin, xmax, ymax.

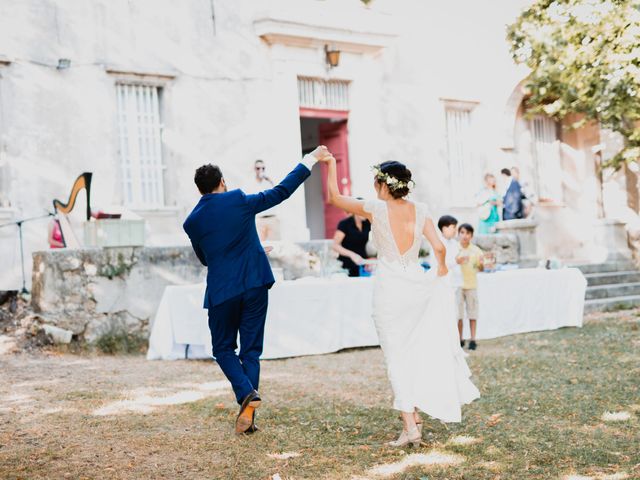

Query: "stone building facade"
<box><xmin>0</xmin><ymin>0</ymin><xmax>635</xmax><ymax>290</ymax></box>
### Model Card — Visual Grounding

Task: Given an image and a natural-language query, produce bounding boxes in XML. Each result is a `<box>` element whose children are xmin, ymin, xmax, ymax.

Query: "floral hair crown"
<box><xmin>371</xmin><ymin>164</ymin><xmax>415</xmax><ymax>192</ymax></box>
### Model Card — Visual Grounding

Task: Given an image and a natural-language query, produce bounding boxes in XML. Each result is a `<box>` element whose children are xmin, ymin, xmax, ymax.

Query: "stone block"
<box><xmin>474</xmin><ymin>234</ymin><xmax>519</xmax><ymax>264</ymax></box>
<box><xmin>495</xmin><ymin>219</ymin><xmax>538</xmax><ymax>265</ymax></box>
<box><xmin>42</xmin><ymin>325</ymin><xmax>73</xmax><ymax>344</ymax></box>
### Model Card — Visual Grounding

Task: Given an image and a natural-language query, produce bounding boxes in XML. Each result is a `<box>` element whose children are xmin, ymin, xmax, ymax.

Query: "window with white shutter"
<box><xmin>530</xmin><ymin>115</ymin><xmax>562</xmax><ymax>201</ymax></box>
<box><xmin>444</xmin><ymin>103</ymin><xmax>477</xmax><ymax>205</ymax></box>
<box><xmin>116</xmin><ymin>83</ymin><xmax>165</xmax><ymax>207</ymax></box>
<box><xmin>0</xmin><ymin>66</ymin><xmax>9</xmax><ymax>208</ymax></box>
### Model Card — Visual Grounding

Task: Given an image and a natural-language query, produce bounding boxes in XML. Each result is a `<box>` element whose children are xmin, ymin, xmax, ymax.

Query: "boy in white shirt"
<box><xmin>438</xmin><ymin>216</ymin><xmax>464</xmax><ymax>335</ymax></box>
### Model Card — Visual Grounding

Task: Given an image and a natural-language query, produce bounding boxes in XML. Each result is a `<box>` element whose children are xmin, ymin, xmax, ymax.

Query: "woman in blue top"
<box><xmin>476</xmin><ymin>173</ymin><xmax>501</xmax><ymax>234</ymax></box>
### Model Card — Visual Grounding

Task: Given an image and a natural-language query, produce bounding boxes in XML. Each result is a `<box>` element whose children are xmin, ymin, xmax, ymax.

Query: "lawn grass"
<box><xmin>0</xmin><ymin>313</ymin><xmax>638</xmax><ymax>479</ymax></box>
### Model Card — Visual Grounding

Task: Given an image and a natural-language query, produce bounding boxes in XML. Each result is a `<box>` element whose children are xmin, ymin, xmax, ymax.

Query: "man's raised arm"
<box><xmin>245</xmin><ymin>146</ymin><xmax>329</xmax><ymax>214</ymax></box>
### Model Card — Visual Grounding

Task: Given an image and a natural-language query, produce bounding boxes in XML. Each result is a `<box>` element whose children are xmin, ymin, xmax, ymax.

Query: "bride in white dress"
<box><xmin>320</xmin><ymin>156</ymin><xmax>480</xmax><ymax>447</ymax></box>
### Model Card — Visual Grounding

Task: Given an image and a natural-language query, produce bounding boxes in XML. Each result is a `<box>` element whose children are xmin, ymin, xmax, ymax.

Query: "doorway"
<box><xmin>300</xmin><ymin>110</ymin><xmax>351</xmax><ymax>239</ymax></box>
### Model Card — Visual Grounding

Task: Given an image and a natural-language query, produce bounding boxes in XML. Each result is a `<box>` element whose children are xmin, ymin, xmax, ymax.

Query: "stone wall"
<box><xmin>474</xmin><ymin>234</ymin><xmax>519</xmax><ymax>265</ymax></box>
<box><xmin>31</xmin><ymin>247</ymin><xmax>205</xmax><ymax>342</ymax></box>
<box><xmin>3</xmin><ymin>0</ymin><xmax>571</xmax><ymax>293</ymax></box>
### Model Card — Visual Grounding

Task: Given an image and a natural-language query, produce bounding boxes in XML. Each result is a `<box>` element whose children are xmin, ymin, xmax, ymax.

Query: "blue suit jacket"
<box><xmin>183</xmin><ymin>163</ymin><xmax>311</xmax><ymax>308</ymax></box>
<box><xmin>503</xmin><ymin>179</ymin><xmax>524</xmax><ymax>220</ymax></box>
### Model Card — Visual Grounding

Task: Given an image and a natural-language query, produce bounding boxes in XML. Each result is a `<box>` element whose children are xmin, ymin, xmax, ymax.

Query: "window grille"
<box><xmin>530</xmin><ymin>115</ymin><xmax>562</xmax><ymax>200</ymax></box>
<box><xmin>298</xmin><ymin>77</ymin><xmax>349</xmax><ymax>110</ymax></box>
<box><xmin>116</xmin><ymin>83</ymin><xmax>165</xmax><ymax>207</ymax></box>
<box><xmin>445</xmin><ymin>105</ymin><xmax>476</xmax><ymax>205</ymax></box>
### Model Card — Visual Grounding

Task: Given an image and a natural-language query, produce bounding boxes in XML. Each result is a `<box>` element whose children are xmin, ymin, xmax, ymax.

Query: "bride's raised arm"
<box><xmin>324</xmin><ymin>155</ymin><xmax>371</xmax><ymax>220</ymax></box>
<box><xmin>422</xmin><ymin>217</ymin><xmax>448</xmax><ymax>276</ymax></box>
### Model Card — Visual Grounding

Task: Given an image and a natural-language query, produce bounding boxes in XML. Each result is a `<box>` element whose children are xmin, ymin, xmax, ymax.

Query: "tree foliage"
<box><xmin>507</xmin><ymin>0</ymin><xmax>640</xmax><ymax>168</ymax></box>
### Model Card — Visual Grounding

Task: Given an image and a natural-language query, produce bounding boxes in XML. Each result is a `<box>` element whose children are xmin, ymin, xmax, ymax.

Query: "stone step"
<box><xmin>586</xmin><ymin>282</ymin><xmax>640</xmax><ymax>300</ymax></box>
<box><xmin>585</xmin><ymin>270</ymin><xmax>640</xmax><ymax>287</ymax></box>
<box><xmin>584</xmin><ymin>294</ymin><xmax>640</xmax><ymax>313</ymax></box>
<box><xmin>571</xmin><ymin>261</ymin><xmax>636</xmax><ymax>275</ymax></box>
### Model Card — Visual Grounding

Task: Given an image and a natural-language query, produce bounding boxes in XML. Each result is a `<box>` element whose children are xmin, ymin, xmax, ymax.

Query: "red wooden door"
<box><xmin>319</xmin><ymin>121</ymin><xmax>351</xmax><ymax>238</ymax></box>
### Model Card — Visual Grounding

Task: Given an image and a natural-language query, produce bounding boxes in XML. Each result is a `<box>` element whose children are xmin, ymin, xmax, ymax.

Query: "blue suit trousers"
<box><xmin>208</xmin><ymin>286</ymin><xmax>268</xmax><ymax>404</ymax></box>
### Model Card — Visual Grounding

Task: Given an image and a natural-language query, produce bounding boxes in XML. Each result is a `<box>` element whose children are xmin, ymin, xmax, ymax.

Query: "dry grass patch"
<box><xmin>0</xmin><ymin>312</ymin><xmax>638</xmax><ymax>479</ymax></box>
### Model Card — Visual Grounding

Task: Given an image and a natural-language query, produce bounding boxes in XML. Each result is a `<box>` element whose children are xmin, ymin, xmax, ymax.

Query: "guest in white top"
<box><xmin>243</xmin><ymin>159</ymin><xmax>281</xmax><ymax>241</ymax></box>
<box><xmin>437</xmin><ymin>215</ymin><xmax>463</xmax><ymax>289</ymax></box>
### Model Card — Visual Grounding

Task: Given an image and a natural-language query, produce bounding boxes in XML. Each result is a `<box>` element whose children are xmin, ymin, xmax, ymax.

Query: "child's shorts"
<box><xmin>456</xmin><ymin>288</ymin><xmax>478</xmax><ymax>319</ymax></box>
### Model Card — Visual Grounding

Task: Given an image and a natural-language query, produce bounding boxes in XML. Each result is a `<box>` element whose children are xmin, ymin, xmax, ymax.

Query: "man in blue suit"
<box><xmin>183</xmin><ymin>145</ymin><xmax>329</xmax><ymax>434</ymax></box>
<box><xmin>501</xmin><ymin>168</ymin><xmax>524</xmax><ymax>220</ymax></box>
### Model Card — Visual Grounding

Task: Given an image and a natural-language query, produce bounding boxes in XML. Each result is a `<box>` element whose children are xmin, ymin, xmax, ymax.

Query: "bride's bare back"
<box><xmin>320</xmin><ymin>153</ymin><xmax>446</xmax><ymax>273</ymax></box>
<box><xmin>386</xmin><ymin>200</ymin><xmax>417</xmax><ymax>256</ymax></box>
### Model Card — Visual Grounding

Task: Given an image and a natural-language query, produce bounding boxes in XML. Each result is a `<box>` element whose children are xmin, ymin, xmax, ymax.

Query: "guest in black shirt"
<box><xmin>332</xmin><ymin>213</ymin><xmax>371</xmax><ymax>276</ymax></box>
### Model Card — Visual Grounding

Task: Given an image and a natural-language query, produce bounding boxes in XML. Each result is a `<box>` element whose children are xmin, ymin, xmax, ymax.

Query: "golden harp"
<box><xmin>52</xmin><ymin>172</ymin><xmax>92</xmax><ymax>248</ymax></box>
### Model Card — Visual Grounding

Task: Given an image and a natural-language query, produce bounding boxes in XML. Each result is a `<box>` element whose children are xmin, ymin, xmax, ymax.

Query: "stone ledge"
<box><xmin>31</xmin><ymin>246</ymin><xmax>206</xmax><ymax>342</ymax></box>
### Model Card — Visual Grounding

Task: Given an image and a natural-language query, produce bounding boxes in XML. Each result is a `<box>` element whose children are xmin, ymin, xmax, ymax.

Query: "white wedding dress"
<box><xmin>364</xmin><ymin>199</ymin><xmax>480</xmax><ymax>422</ymax></box>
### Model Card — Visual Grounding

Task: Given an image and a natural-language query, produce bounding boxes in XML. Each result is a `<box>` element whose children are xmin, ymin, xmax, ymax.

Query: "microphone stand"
<box><xmin>0</xmin><ymin>211</ymin><xmax>54</xmax><ymax>294</ymax></box>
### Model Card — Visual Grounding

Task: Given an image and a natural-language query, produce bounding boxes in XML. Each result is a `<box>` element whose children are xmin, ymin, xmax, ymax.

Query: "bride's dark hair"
<box><xmin>376</xmin><ymin>161</ymin><xmax>412</xmax><ymax>199</ymax></box>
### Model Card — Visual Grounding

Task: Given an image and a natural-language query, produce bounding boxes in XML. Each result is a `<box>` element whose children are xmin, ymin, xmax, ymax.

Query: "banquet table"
<box><xmin>473</xmin><ymin>267</ymin><xmax>587</xmax><ymax>340</ymax></box>
<box><xmin>147</xmin><ymin>268</ymin><xmax>587</xmax><ymax>361</ymax></box>
<box><xmin>147</xmin><ymin>276</ymin><xmax>377</xmax><ymax>360</ymax></box>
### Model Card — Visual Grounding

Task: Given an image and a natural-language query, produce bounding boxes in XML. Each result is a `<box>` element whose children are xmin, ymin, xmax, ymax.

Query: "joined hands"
<box><xmin>311</xmin><ymin>145</ymin><xmax>336</xmax><ymax>163</ymax></box>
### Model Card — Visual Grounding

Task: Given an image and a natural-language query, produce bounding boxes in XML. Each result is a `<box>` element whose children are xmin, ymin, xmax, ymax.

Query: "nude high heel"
<box><xmin>400</xmin><ymin>413</ymin><xmax>424</xmax><ymax>436</ymax></box>
<box><xmin>387</xmin><ymin>426</ymin><xmax>421</xmax><ymax>448</ymax></box>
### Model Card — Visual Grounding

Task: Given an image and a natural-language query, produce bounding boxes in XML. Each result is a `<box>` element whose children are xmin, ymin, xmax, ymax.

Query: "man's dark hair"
<box><xmin>255</xmin><ymin>159</ymin><xmax>264</xmax><ymax>166</ymax></box>
<box><xmin>459</xmin><ymin>223</ymin><xmax>474</xmax><ymax>235</ymax></box>
<box><xmin>501</xmin><ymin>168</ymin><xmax>511</xmax><ymax>176</ymax></box>
<box><xmin>437</xmin><ymin>215</ymin><xmax>458</xmax><ymax>232</ymax></box>
<box><xmin>194</xmin><ymin>164</ymin><xmax>223</xmax><ymax>195</ymax></box>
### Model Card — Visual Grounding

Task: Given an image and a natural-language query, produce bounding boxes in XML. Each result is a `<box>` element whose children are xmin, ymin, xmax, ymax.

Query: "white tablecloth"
<box><xmin>147</xmin><ymin>276</ymin><xmax>378</xmax><ymax>360</ymax></box>
<box><xmin>473</xmin><ymin>267</ymin><xmax>587</xmax><ymax>339</ymax></box>
<box><xmin>147</xmin><ymin>268</ymin><xmax>586</xmax><ymax>360</ymax></box>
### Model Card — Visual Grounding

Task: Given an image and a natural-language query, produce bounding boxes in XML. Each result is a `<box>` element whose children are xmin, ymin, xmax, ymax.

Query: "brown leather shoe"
<box><xmin>235</xmin><ymin>390</ymin><xmax>261</xmax><ymax>434</ymax></box>
<box><xmin>245</xmin><ymin>411</ymin><xmax>259</xmax><ymax>434</ymax></box>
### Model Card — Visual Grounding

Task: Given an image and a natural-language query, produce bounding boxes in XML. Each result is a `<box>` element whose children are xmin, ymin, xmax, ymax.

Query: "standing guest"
<box><xmin>511</xmin><ymin>166</ymin><xmax>536</xmax><ymax>218</ymax></box>
<box><xmin>501</xmin><ymin>168</ymin><xmax>524</xmax><ymax>220</ymax></box>
<box><xmin>243</xmin><ymin>159</ymin><xmax>281</xmax><ymax>241</ymax></box>
<box><xmin>456</xmin><ymin>223</ymin><xmax>484</xmax><ymax>350</ymax></box>
<box><xmin>332</xmin><ymin>209</ymin><xmax>371</xmax><ymax>277</ymax></box>
<box><xmin>437</xmin><ymin>215</ymin><xmax>463</xmax><ymax>291</ymax></box>
<box><xmin>476</xmin><ymin>173</ymin><xmax>502</xmax><ymax>234</ymax></box>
